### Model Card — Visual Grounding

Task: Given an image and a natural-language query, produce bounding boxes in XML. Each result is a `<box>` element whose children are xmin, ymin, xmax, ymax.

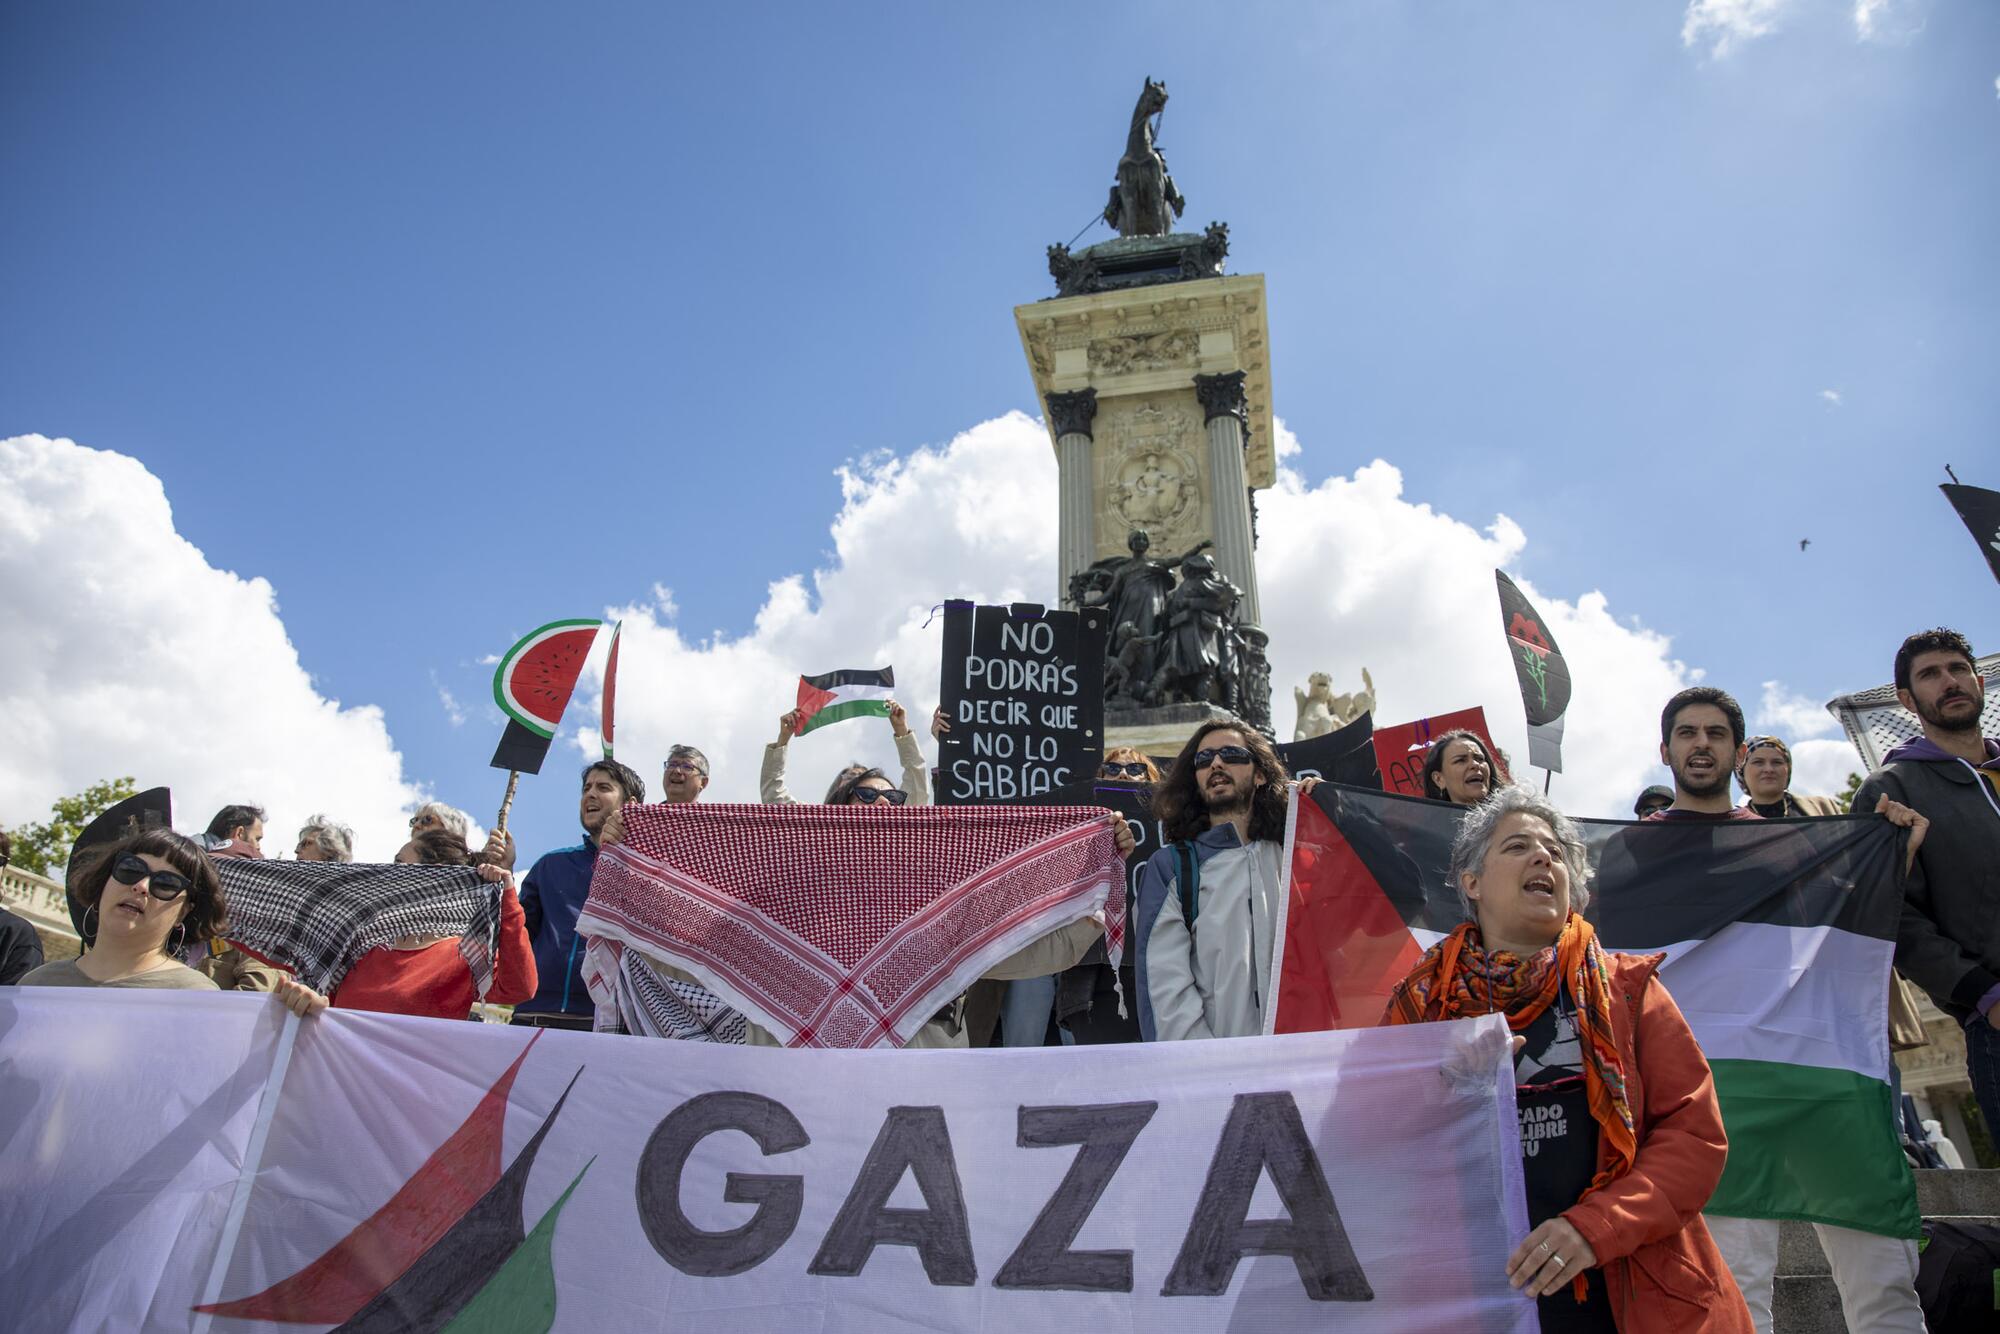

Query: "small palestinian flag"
<box><xmin>1272</xmin><ymin>783</ymin><xmax>1919</xmax><ymax>1240</ymax></box>
<box><xmin>794</xmin><ymin>666</ymin><xmax>895</xmax><ymax>735</ymax></box>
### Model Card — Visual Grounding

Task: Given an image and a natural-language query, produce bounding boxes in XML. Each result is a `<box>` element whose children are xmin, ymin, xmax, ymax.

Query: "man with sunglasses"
<box><xmin>512</xmin><ymin>759</ymin><xmax>647</xmax><ymax>1032</ymax></box>
<box><xmin>1137</xmin><ymin>720</ymin><xmax>1295</xmax><ymax>1041</ymax></box>
<box><xmin>661</xmin><ymin>745</ymin><xmax>711</xmax><ymax>804</ymax></box>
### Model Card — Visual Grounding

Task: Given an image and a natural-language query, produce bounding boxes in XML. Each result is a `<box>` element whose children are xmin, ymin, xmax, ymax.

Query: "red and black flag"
<box><xmin>1495</xmin><ymin>570</ymin><xmax>1571</xmax><ymax>772</ymax></box>
<box><xmin>1942</xmin><ymin>483</ymin><xmax>2000</xmax><ymax>586</ymax></box>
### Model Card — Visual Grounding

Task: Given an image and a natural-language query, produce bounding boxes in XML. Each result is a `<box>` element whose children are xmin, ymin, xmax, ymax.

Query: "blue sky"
<box><xmin>3</xmin><ymin>2</ymin><xmax>1996</xmax><ymax>861</ymax></box>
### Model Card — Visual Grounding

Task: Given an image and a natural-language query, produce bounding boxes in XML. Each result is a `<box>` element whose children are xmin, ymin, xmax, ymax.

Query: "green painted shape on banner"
<box><xmin>1704</xmin><ymin>1059</ymin><xmax>1919</xmax><ymax>1239</ymax></box>
<box><xmin>441</xmin><ymin>1158</ymin><xmax>594</xmax><ymax>1334</ymax></box>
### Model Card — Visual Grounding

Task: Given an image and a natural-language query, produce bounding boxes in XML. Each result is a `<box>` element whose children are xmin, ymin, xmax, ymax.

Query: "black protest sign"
<box><xmin>937</xmin><ymin>601</ymin><xmax>1107</xmax><ymax>804</ymax></box>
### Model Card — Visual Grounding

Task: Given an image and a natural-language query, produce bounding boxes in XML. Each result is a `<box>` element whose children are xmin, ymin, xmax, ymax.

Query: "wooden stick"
<box><xmin>495</xmin><ymin>770</ymin><xmax>521</xmax><ymax>835</ymax></box>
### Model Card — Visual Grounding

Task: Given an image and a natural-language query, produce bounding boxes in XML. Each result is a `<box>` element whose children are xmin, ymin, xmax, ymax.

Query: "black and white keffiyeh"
<box><xmin>214</xmin><ymin>860</ymin><xmax>502</xmax><ymax>997</ymax></box>
<box><xmin>616</xmin><ymin>947</ymin><xmax>748</xmax><ymax>1044</ymax></box>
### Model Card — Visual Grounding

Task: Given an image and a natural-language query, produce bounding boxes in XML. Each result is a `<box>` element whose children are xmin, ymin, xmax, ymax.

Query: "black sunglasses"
<box><xmin>1193</xmin><ymin>745</ymin><xmax>1254</xmax><ymax>771</ymax></box>
<box><xmin>109</xmin><ymin>854</ymin><xmax>193</xmax><ymax>901</ymax></box>
<box><xmin>1099</xmin><ymin>762</ymin><xmax>1151</xmax><ymax>779</ymax></box>
<box><xmin>851</xmin><ymin>787</ymin><xmax>909</xmax><ymax>806</ymax></box>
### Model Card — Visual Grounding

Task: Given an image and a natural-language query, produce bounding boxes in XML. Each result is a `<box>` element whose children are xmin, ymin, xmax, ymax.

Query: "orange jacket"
<box><xmin>1562</xmin><ymin>951</ymin><xmax>1753</xmax><ymax>1333</ymax></box>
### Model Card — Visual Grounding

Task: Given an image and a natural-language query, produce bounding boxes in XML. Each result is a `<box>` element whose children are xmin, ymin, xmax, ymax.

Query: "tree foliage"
<box><xmin>3</xmin><ymin>777</ymin><xmax>140</xmax><ymax>877</ymax></box>
<box><xmin>1835</xmin><ymin>771</ymin><xmax>1863</xmax><ymax>815</ymax></box>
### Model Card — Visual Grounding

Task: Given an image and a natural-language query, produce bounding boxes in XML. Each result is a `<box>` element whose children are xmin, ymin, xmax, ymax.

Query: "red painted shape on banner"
<box><xmin>194</xmin><ymin>1032</ymin><xmax>542</xmax><ymax>1323</ymax></box>
<box><xmin>1274</xmin><ymin>798</ymin><xmax>1426</xmax><ymax>1033</ymax></box>
<box><xmin>1370</xmin><ymin>707</ymin><xmax>1508</xmax><ymax>799</ymax></box>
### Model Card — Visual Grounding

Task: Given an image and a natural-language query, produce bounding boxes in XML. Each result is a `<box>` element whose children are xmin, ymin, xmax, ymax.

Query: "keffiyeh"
<box><xmin>214</xmin><ymin>860</ymin><xmax>502</xmax><ymax>997</ymax></box>
<box><xmin>579</xmin><ymin>802</ymin><xmax>1122</xmax><ymax>1048</ymax></box>
<box><xmin>595</xmin><ymin>942</ymin><xmax>748</xmax><ymax>1043</ymax></box>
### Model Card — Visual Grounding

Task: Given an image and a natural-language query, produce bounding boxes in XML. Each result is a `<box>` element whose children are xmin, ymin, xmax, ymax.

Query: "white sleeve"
<box><xmin>759</xmin><ymin>743</ymin><xmax>798</xmax><ymax>805</ymax></box>
<box><xmin>895</xmin><ymin>730</ymin><xmax>932</xmax><ymax>806</ymax></box>
<box><xmin>1147</xmin><ymin>872</ymin><xmax>1215</xmax><ymax>1042</ymax></box>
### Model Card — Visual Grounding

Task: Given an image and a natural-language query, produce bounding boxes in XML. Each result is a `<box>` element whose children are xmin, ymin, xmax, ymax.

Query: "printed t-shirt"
<box><xmin>1515</xmin><ymin>987</ymin><xmax>1616</xmax><ymax>1334</ymax></box>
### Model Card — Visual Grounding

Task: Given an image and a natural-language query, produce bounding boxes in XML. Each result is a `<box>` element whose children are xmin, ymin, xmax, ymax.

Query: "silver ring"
<box><xmin>1538</xmin><ymin>1241</ymin><xmax>1552</xmax><ymax>1255</ymax></box>
<box><xmin>1551</xmin><ymin>1255</ymin><xmax>1568</xmax><ymax>1270</ymax></box>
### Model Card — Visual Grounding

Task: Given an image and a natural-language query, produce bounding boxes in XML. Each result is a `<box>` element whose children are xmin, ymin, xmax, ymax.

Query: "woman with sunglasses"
<box><xmin>763</xmin><ymin>700</ymin><xmax>932</xmax><ymax>806</ymax></box>
<box><xmin>20</xmin><ymin>829</ymin><xmax>226</xmax><ymax>991</ymax></box>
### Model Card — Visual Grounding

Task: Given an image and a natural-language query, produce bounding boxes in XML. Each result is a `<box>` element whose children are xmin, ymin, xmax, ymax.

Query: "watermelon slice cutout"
<box><xmin>493</xmin><ymin>619</ymin><xmax>603</xmax><ymax>739</ymax></box>
<box><xmin>601</xmin><ymin>620</ymin><xmax>622</xmax><ymax>758</ymax></box>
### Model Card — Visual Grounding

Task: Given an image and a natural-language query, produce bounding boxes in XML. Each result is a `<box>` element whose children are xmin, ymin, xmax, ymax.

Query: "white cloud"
<box><xmin>430</xmin><ymin>671</ymin><xmax>467</xmax><ymax>728</ymax></box>
<box><xmin>577</xmin><ymin>413</ymin><xmax>1695</xmax><ymax>819</ymax></box>
<box><xmin>1682</xmin><ymin>0</ymin><xmax>1790</xmax><ymax>57</ymax></box>
<box><xmin>1754</xmin><ymin>679</ymin><xmax>1840</xmax><ymax>740</ymax></box>
<box><xmin>1790</xmin><ymin>737</ymin><xmax>1866</xmax><ymax>800</ymax></box>
<box><xmin>0</xmin><ymin>434</ymin><xmax>430</xmax><ymax>862</ymax></box>
<box><xmin>1820</xmin><ymin>388</ymin><xmax>1843</xmax><ymax>406</ymax></box>
<box><xmin>1854</xmin><ymin>0</ymin><xmax>1924</xmax><ymax>43</ymax></box>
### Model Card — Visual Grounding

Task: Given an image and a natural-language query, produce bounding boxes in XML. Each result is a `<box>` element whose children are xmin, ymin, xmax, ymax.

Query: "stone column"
<box><xmin>1046</xmin><ymin>388</ymin><xmax>1099</xmax><ymax>606</ymax></box>
<box><xmin>1194</xmin><ymin>371</ymin><xmax>1260</xmax><ymax>624</ymax></box>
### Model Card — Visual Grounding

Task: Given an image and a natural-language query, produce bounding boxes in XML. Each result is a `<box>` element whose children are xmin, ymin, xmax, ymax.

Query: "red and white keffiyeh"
<box><xmin>578</xmin><ymin>802</ymin><xmax>1123</xmax><ymax>1048</ymax></box>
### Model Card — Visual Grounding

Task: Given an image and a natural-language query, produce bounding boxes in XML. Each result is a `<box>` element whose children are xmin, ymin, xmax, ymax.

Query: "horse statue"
<box><xmin>1103</xmin><ymin>78</ymin><xmax>1186</xmax><ymax>238</ymax></box>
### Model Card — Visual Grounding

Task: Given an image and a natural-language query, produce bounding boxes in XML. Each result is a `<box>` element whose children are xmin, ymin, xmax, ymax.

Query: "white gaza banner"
<box><xmin>0</xmin><ymin>991</ymin><xmax>1535</xmax><ymax>1333</ymax></box>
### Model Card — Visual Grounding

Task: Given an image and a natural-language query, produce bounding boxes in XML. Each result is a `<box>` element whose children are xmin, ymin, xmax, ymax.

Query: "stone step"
<box><xmin>1916</xmin><ymin>1167</ymin><xmax>2000</xmax><ymax>1216</ymax></box>
<box><xmin>1774</xmin><ymin>1274</ymin><xmax>1848</xmax><ymax>1334</ymax></box>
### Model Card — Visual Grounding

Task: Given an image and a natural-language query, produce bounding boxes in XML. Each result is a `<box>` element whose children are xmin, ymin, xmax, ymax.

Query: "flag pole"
<box><xmin>1542</xmin><ymin>768</ymin><xmax>1553</xmax><ymax>795</ymax></box>
<box><xmin>495</xmin><ymin>770</ymin><xmax>521</xmax><ymax>835</ymax></box>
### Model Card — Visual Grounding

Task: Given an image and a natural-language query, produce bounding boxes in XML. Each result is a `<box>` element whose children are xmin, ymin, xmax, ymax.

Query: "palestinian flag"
<box><xmin>794</xmin><ymin>666</ymin><xmax>894</xmax><ymax>735</ymax></box>
<box><xmin>1273</xmin><ymin>783</ymin><xmax>1919</xmax><ymax>1239</ymax></box>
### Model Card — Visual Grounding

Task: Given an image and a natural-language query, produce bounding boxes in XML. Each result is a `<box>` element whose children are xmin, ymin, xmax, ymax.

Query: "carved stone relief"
<box><xmin>1086</xmin><ymin>327</ymin><xmax>1199</xmax><ymax>376</ymax></box>
<box><xmin>1093</xmin><ymin>393</ymin><xmax>1207</xmax><ymax>560</ymax></box>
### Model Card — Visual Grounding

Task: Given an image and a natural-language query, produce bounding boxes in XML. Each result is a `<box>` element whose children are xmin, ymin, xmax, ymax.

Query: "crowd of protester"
<box><xmin>6</xmin><ymin>624</ymin><xmax>1995</xmax><ymax>1333</ymax></box>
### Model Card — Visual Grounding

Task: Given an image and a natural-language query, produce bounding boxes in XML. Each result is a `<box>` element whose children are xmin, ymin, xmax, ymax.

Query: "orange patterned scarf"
<box><xmin>1383</xmin><ymin>914</ymin><xmax>1638</xmax><ymax>1197</ymax></box>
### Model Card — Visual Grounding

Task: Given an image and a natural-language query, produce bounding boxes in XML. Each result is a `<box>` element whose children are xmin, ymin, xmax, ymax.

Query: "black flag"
<box><xmin>1495</xmin><ymin>571</ymin><xmax>1572</xmax><ymax>772</ymax></box>
<box><xmin>1942</xmin><ymin>484</ymin><xmax>2000</xmax><ymax>586</ymax></box>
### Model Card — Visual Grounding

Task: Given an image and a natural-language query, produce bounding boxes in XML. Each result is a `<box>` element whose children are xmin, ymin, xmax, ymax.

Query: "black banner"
<box><xmin>490</xmin><ymin>719</ymin><xmax>557</xmax><ymax>775</ymax></box>
<box><xmin>936</xmin><ymin>601</ymin><xmax>1107</xmax><ymax>805</ymax></box>
<box><xmin>1274</xmin><ymin>713</ymin><xmax>1382</xmax><ymax>790</ymax></box>
<box><xmin>1943</xmin><ymin>483</ymin><xmax>2000</xmax><ymax>586</ymax></box>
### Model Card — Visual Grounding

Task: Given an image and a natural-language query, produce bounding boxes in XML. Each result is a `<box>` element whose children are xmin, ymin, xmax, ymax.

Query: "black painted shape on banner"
<box><xmin>490</xmin><ymin>717</ymin><xmax>556</xmax><ymax>775</ymax></box>
<box><xmin>936</xmin><ymin>599</ymin><xmax>1107</xmax><ymax>805</ymax></box>
<box><xmin>809</xmin><ymin>1106</ymin><xmax>977</xmax><ymax>1286</ymax></box>
<box><xmin>636</xmin><ymin>1091</ymin><xmax>811</xmax><ymax>1277</ymax></box>
<box><xmin>1495</xmin><ymin>571</ymin><xmax>1572</xmax><ymax>726</ymax></box>
<box><xmin>334</xmin><ymin>1068</ymin><xmax>583</xmax><ymax>1333</ymax></box>
<box><xmin>1161</xmin><ymin>1092</ymin><xmax>1374</xmax><ymax>1302</ymax></box>
<box><xmin>995</xmin><ymin>1102</ymin><xmax>1161</xmax><ymax>1292</ymax></box>
<box><xmin>1942</xmin><ymin>483</ymin><xmax>2000</xmax><ymax>585</ymax></box>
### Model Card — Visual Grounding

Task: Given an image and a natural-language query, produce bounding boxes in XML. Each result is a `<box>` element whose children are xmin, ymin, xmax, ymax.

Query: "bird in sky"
<box><xmin>1799</xmin><ymin>539</ymin><xmax>1811</xmax><ymax>552</ymax></box>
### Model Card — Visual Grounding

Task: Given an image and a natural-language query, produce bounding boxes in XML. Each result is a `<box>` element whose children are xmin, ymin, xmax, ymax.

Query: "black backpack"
<box><xmin>1916</xmin><ymin>1218</ymin><xmax>2000</xmax><ymax>1332</ymax></box>
<box><xmin>1175</xmin><ymin>841</ymin><xmax>1201</xmax><ymax>932</ymax></box>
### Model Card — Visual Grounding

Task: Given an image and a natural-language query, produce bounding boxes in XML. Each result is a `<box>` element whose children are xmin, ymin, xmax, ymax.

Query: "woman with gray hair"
<box><xmin>293</xmin><ymin>815</ymin><xmax>354</xmax><ymax>863</ymax></box>
<box><xmin>1383</xmin><ymin>786</ymin><xmax>1749</xmax><ymax>1333</ymax></box>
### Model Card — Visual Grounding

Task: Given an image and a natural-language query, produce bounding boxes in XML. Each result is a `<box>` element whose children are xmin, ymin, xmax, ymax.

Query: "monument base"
<box><xmin>1105</xmin><ymin>701</ymin><xmax>1241</xmax><ymax>756</ymax></box>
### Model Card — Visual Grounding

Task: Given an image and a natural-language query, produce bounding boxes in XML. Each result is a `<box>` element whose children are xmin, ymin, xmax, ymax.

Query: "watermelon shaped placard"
<box><xmin>601</xmin><ymin>620</ymin><xmax>622</xmax><ymax>759</ymax></box>
<box><xmin>489</xmin><ymin>618</ymin><xmax>603</xmax><ymax>774</ymax></box>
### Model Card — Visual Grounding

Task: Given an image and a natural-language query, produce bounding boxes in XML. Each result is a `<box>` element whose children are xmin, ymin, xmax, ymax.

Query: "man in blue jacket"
<box><xmin>510</xmin><ymin>759</ymin><xmax>645</xmax><ymax>1031</ymax></box>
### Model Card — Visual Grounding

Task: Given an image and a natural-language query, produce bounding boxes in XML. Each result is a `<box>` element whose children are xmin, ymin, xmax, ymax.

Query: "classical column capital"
<box><xmin>1193</xmin><ymin>371</ymin><xmax>1249</xmax><ymax>429</ymax></box>
<box><xmin>1045</xmin><ymin>388</ymin><xmax>1099</xmax><ymax>439</ymax></box>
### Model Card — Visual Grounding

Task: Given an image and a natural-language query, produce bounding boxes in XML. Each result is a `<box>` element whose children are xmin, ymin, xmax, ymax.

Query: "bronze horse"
<box><xmin>1103</xmin><ymin>78</ymin><xmax>1185</xmax><ymax>238</ymax></box>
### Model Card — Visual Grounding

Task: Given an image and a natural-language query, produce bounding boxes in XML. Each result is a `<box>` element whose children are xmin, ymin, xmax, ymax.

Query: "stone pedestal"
<box><xmin>1016</xmin><ymin>261</ymin><xmax>1274</xmax><ymax>613</ymax></box>
<box><xmin>1104</xmin><ymin>701</ymin><xmax>1240</xmax><ymax>756</ymax></box>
